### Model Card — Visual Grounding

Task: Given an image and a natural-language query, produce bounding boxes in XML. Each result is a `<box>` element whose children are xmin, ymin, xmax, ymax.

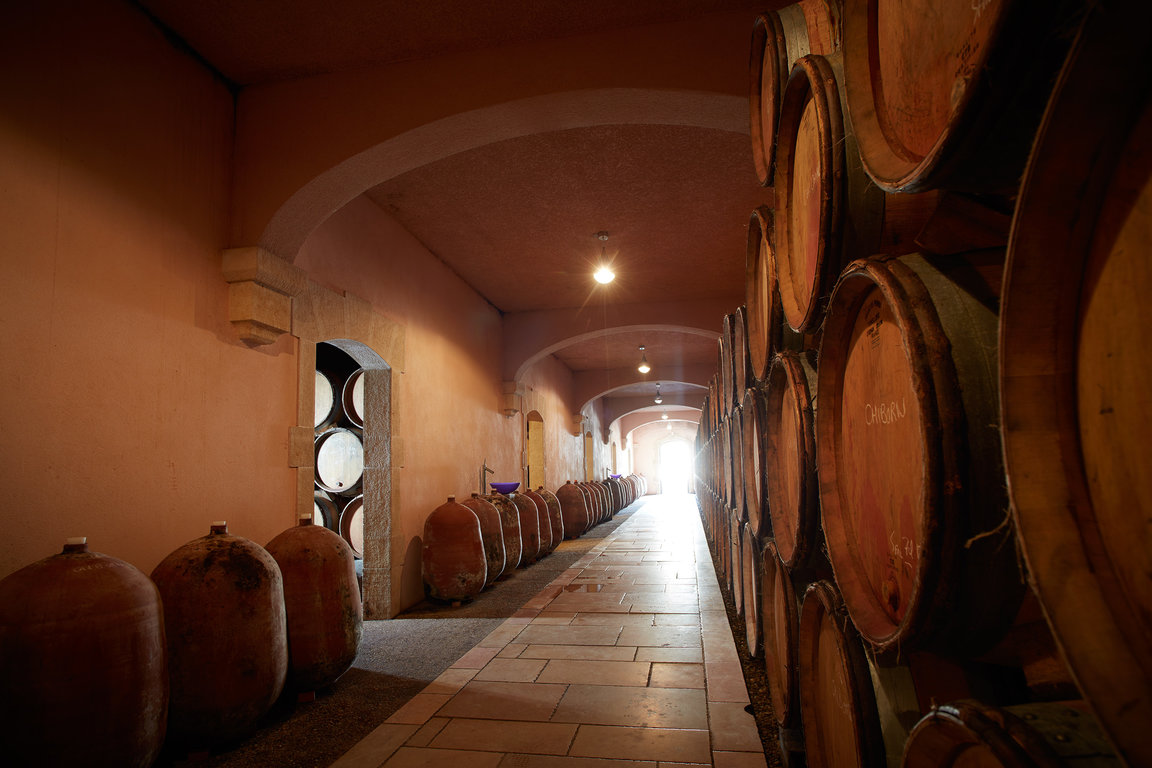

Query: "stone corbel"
<box><xmin>222</xmin><ymin>247</ymin><xmax>308</xmax><ymax>346</ymax></box>
<box><xmin>501</xmin><ymin>380</ymin><xmax>524</xmax><ymax>418</ymax></box>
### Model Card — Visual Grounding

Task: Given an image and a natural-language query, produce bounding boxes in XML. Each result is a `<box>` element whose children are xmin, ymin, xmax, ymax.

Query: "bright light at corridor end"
<box><xmin>594</xmin><ymin>267</ymin><xmax>615</xmax><ymax>284</ymax></box>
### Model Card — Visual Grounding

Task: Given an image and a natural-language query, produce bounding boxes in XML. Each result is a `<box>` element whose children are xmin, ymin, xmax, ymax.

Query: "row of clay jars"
<box><xmin>0</xmin><ymin>518</ymin><xmax>362</xmax><ymax>763</ymax></box>
<box><xmin>152</xmin><ymin>519</ymin><xmax>362</xmax><ymax>751</ymax></box>
<box><xmin>422</xmin><ymin>487</ymin><xmax>569</xmax><ymax>603</ymax></box>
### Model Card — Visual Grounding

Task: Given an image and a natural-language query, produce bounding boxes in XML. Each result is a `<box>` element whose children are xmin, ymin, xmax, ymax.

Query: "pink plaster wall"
<box><xmin>0</xmin><ymin>3</ymin><xmax>299</xmax><ymax>579</ymax></box>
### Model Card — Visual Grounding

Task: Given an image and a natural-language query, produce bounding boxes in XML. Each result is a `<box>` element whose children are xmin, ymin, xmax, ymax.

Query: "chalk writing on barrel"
<box><xmin>864</xmin><ymin>398</ymin><xmax>907</xmax><ymax>426</ymax></box>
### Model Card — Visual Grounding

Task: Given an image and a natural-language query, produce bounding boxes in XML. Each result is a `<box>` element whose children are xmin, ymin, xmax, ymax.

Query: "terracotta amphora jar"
<box><xmin>422</xmin><ymin>496</ymin><xmax>486</xmax><ymax>601</ymax></box>
<box><xmin>151</xmin><ymin>521</ymin><xmax>287</xmax><ymax>749</ymax></box>
<box><xmin>0</xmin><ymin>537</ymin><xmax>167</xmax><ymax>767</ymax></box>
<box><xmin>556</xmin><ymin>481</ymin><xmax>590</xmax><ymax>539</ymax></box>
<box><xmin>463</xmin><ymin>494</ymin><xmax>506</xmax><ymax>585</ymax></box>
<box><xmin>265</xmin><ymin>515</ymin><xmax>363</xmax><ymax>698</ymax></box>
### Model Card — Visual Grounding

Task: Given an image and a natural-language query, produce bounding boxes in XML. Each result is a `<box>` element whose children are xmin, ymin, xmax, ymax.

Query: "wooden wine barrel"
<box><xmin>422</xmin><ymin>497</ymin><xmax>486</xmax><ymax>601</ymax></box>
<box><xmin>729</xmin><ymin>403</ymin><xmax>745</xmax><ymax>522</ymax></box>
<box><xmin>718</xmin><ymin>503</ymin><xmax>731</xmax><ymax>590</ymax></box>
<box><xmin>761</xmin><ymin>540</ymin><xmax>801</xmax><ymax>733</ymax></box>
<box><xmin>315</xmin><ymin>427</ymin><xmax>364</xmax><ymax>496</ymax></box>
<box><xmin>483</xmin><ymin>493</ymin><xmax>522</xmax><ymax>571</ymax></box>
<box><xmin>764</xmin><ymin>351</ymin><xmax>818</xmax><ymax>568</ymax></box>
<box><xmin>741</xmin><ymin>386</ymin><xmax>767</xmax><ymax>538</ymax></box>
<box><xmin>732</xmin><ymin>306</ymin><xmax>752</xmax><ymax>400</ymax></box>
<box><xmin>841</xmin><ymin>0</ymin><xmax>1080</xmax><ymax>193</ymax></box>
<box><xmin>719</xmin><ymin>418</ymin><xmax>732</xmax><ymax>511</ymax></box>
<box><xmin>0</xmin><ymin>539</ymin><xmax>167</xmax><ymax>767</ymax></box>
<box><xmin>901</xmin><ymin>700</ymin><xmax>1119</xmax><ymax>768</ymax></box>
<box><xmin>313</xmin><ymin>490</ymin><xmax>338</xmax><ymax>531</ymax></box>
<box><xmin>730</xmin><ymin>512</ymin><xmax>744</xmax><ymax>615</ymax></box>
<box><xmin>999</xmin><ymin>5</ymin><xmax>1152</xmax><ymax>765</ymax></box>
<box><xmin>720</xmin><ymin>313</ymin><xmax>736</xmax><ymax>415</ymax></box>
<box><xmin>742</xmin><ymin>525</ymin><xmax>763</xmax><ymax>657</ymax></box>
<box><xmin>798</xmin><ymin>580</ymin><xmax>886</xmax><ymax>768</ymax></box>
<box><xmin>265</xmin><ymin>516</ymin><xmax>363</xmax><ymax>696</ymax></box>
<box><xmin>749</xmin><ymin>2</ymin><xmax>838</xmax><ymax>185</ymax></box>
<box><xmin>315</xmin><ymin>370</ymin><xmax>338</xmax><ymax>429</ymax></box>
<box><xmin>746</xmin><ymin>206</ymin><xmax>784</xmax><ymax>382</ymax></box>
<box><xmin>342</xmin><ymin>368</ymin><xmax>366</xmax><ymax>428</ymax></box>
<box><xmin>462</xmin><ymin>495</ymin><xmax>506</xmax><ymax>584</ymax></box>
<box><xmin>774</xmin><ymin>53</ymin><xmax>939</xmax><ymax>334</ymax></box>
<box><xmin>152</xmin><ymin>523</ymin><xmax>287</xmax><ymax>749</ymax></box>
<box><xmin>339</xmin><ymin>494</ymin><xmax>364</xmax><ymax>558</ymax></box>
<box><xmin>817</xmin><ymin>252</ymin><xmax>1023</xmax><ymax>656</ymax></box>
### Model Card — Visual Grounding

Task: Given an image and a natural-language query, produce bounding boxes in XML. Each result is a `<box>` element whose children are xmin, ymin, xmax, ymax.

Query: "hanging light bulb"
<box><xmin>593</xmin><ymin>231</ymin><xmax>614</xmax><ymax>284</ymax></box>
<box><xmin>654</xmin><ymin>382</ymin><xmax>663</xmax><ymax>404</ymax></box>
<box><xmin>637</xmin><ymin>345</ymin><xmax>651</xmax><ymax>374</ymax></box>
<box><xmin>661</xmin><ymin>410</ymin><xmax>668</xmax><ymax>420</ymax></box>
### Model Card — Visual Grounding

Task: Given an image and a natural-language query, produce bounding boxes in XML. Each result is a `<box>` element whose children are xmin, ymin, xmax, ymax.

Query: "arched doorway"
<box><xmin>526</xmin><ymin>411</ymin><xmax>545</xmax><ymax>490</ymax></box>
<box><xmin>584</xmin><ymin>431</ymin><xmax>594</xmax><ymax>481</ymax></box>
<box><xmin>307</xmin><ymin>339</ymin><xmax>392</xmax><ymax>618</ymax></box>
<box><xmin>658</xmin><ymin>438</ymin><xmax>692</xmax><ymax>495</ymax></box>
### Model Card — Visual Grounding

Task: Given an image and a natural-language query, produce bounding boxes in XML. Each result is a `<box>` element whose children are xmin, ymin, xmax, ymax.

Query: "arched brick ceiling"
<box><xmin>364</xmin><ymin>123</ymin><xmax>766</xmax><ymax>314</ymax></box>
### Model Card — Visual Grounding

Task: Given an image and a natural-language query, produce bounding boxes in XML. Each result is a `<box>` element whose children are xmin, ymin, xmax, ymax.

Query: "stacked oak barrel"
<box><xmin>422</xmin><ymin>475</ymin><xmax>646</xmax><ymax>603</ymax></box>
<box><xmin>315</xmin><ymin>343</ymin><xmax>370</xmax><ymax>559</ymax></box>
<box><xmin>697</xmin><ymin>1</ymin><xmax>1148</xmax><ymax>766</ymax></box>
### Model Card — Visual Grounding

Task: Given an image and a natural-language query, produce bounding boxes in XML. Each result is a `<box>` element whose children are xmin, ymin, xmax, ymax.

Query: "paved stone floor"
<box><xmin>329</xmin><ymin>493</ymin><xmax>765</xmax><ymax>768</ymax></box>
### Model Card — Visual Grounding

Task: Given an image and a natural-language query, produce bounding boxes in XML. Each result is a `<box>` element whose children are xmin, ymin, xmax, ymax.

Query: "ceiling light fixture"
<box><xmin>661</xmin><ymin>410</ymin><xmax>668</xmax><ymax>420</ymax></box>
<box><xmin>637</xmin><ymin>345</ymin><xmax>651</xmax><ymax>374</ymax></box>
<box><xmin>593</xmin><ymin>231</ymin><xmax>614</xmax><ymax>284</ymax></box>
<box><xmin>654</xmin><ymin>382</ymin><xmax>663</xmax><ymax>404</ymax></box>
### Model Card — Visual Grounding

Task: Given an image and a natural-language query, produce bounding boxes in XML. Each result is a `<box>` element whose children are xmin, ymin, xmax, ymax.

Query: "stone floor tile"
<box><xmin>328</xmin><ymin>723</ymin><xmax>418</xmax><ymax>768</ymax></box>
<box><xmin>515</xmin><ymin>624</ymin><xmax>623</xmax><ymax>646</ymax></box>
<box><xmin>568</xmin><ymin>725</ymin><xmax>711</xmax><ymax>763</ymax></box>
<box><xmin>635</xmin><ymin>647</ymin><xmax>704</xmax><ymax>664</ymax></box>
<box><xmin>497</xmin><ymin>757</ymin><xmax>658</xmax><ymax>768</ymax></box>
<box><xmin>649</xmin><ymin>662</ymin><xmax>705</xmax><ymax>689</ymax></box>
<box><xmin>406</xmin><ymin>718</ymin><xmax>450</xmax><ymax>748</ymax></box>
<box><xmin>712</xmin><ymin>751</ymin><xmax>769</xmax><ymax>768</ymax></box>
<box><xmin>617</xmin><ymin>625</ymin><xmax>702</xmax><ymax>648</ymax></box>
<box><xmin>480</xmin><ymin>624</ymin><xmax>527</xmax><ymax>647</ymax></box>
<box><xmin>531</xmin><ymin>613</ymin><xmax>577</xmax><ymax>625</ymax></box>
<box><xmin>519</xmin><ymin>644</ymin><xmax>638</xmax><ymax>662</ymax></box>
<box><xmin>381</xmin><ymin>746</ymin><xmax>504</xmax><ymax>767</ymax></box>
<box><xmin>498</xmin><ymin>643</ymin><xmax>528</xmax><ymax>659</ymax></box>
<box><xmin>570</xmin><ymin>612</ymin><xmax>653</xmax><ymax>627</ymax></box>
<box><xmin>653</xmin><ymin>614</ymin><xmax>700</xmax><ymax>626</ymax></box>
<box><xmin>551</xmin><ymin>684</ymin><xmax>708</xmax><ymax>729</ymax></box>
<box><xmin>386</xmin><ymin>694</ymin><xmax>453</xmax><ymax>725</ymax></box>
<box><xmin>537</xmin><ymin>658</ymin><xmax>651</xmax><ymax>686</ymax></box>
<box><xmin>452</xmin><ymin>646</ymin><xmax>502</xmax><ymax>669</ymax></box>
<box><xmin>709</xmin><ymin>700</ymin><xmax>763</xmax><ymax>751</ymax></box>
<box><xmin>437</xmin><ymin>680</ymin><xmax>568</xmax><ymax>721</ymax></box>
<box><xmin>430</xmin><ymin>718</ymin><xmax>578</xmax><ymax>755</ymax></box>
<box><xmin>474</xmin><ymin>657</ymin><xmax>548</xmax><ymax>682</ymax></box>
<box><xmin>424</xmin><ymin>667</ymin><xmax>478</xmax><ymax>695</ymax></box>
<box><xmin>705</xmin><ymin>662</ymin><xmax>751</xmax><ymax>704</ymax></box>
